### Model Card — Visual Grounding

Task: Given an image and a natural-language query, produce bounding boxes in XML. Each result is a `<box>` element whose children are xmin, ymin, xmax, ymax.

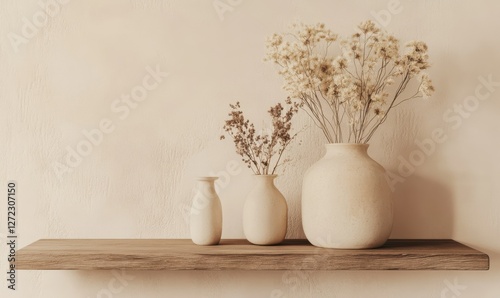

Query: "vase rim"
<box><xmin>253</xmin><ymin>174</ymin><xmax>278</xmax><ymax>178</ymax></box>
<box><xmin>325</xmin><ymin>143</ymin><xmax>369</xmax><ymax>147</ymax></box>
<box><xmin>197</xmin><ymin>176</ymin><xmax>219</xmax><ymax>181</ymax></box>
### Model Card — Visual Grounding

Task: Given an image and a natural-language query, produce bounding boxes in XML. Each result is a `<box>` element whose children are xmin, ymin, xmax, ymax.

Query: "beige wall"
<box><xmin>1</xmin><ymin>0</ymin><xmax>499</xmax><ymax>297</ymax></box>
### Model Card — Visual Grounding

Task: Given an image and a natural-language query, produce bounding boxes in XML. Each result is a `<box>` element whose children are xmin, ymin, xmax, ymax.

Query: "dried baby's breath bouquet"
<box><xmin>266</xmin><ymin>20</ymin><xmax>434</xmax><ymax>143</ymax></box>
<box><xmin>220</xmin><ymin>100</ymin><xmax>299</xmax><ymax>175</ymax></box>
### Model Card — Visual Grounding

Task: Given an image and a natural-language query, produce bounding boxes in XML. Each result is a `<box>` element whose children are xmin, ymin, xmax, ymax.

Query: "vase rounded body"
<box><xmin>190</xmin><ymin>177</ymin><xmax>222</xmax><ymax>245</ymax></box>
<box><xmin>243</xmin><ymin>175</ymin><xmax>288</xmax><ymax>245</ymax></box>
<box><xmin>302</xmin><ymin>144</ymin><xmax>393</xmax><ymax>249</ymax></box>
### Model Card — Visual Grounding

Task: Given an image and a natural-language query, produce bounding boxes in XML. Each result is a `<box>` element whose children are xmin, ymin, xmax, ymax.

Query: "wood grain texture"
<box><xmin>15</xmin><ymin>239</ymin><xmax>489</xmax><ymax>271</ymax></box>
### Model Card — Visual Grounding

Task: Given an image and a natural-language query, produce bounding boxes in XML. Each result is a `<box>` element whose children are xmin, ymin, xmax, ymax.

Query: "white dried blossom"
<box><xmin>419</xmin><ymin>73</ymin><xmax>435</xmax><ymax>98</ymax></box>
<box><xmin>266</xmin><ymin>20</ymin><xmax>434</xmax><ymax>143</ymax></box>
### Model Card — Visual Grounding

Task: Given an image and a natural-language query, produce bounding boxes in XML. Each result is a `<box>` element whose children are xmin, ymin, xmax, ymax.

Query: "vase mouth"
<box><xmin>197</xmin><ymin>176</ymin><xmax>219</xmax><ymax>181</ymax></box>
<box><xmin>253</xmin><ymin>174</ymin><xmax>278</xmax><ymax>178</ymax></box>
<box><xmin>325</xmin><ymin>143</ymin><xmax>369</xmax><ymax>147</ymax></box>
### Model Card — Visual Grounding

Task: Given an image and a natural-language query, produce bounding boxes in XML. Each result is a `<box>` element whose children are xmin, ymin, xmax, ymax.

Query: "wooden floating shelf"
<box><xmin>15</xmin><ymin>239</ymin><xmax>489</xmax><ymax>271</ymax></box>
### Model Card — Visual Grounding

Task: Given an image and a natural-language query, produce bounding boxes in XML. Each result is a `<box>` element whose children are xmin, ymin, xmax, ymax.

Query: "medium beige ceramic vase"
<box><xmin>302</xmin><ymin>144</ymin><xmax>393</xmax><ymax>249</ymax></box>
<box><xmin>243</xmin><ymin>175</ymin><xmax>288</xmax><ymax>245</ymax></box>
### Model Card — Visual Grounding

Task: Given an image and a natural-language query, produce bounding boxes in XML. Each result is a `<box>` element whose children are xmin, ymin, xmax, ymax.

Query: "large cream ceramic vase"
<box><xmin>243</xmin><ymin>175</ymin><xmax>288</xmax><ymax>245</ymax></box>
<box><xmin>302</xmin><ymin>144</ymin><xmax>393</xmax><ymax>249</ymax></box>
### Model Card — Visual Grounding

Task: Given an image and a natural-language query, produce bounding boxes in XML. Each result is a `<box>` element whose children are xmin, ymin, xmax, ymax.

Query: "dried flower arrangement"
<box><xmin>265</xmin><ymin>20</ymin><xmax>435</xmax><ymax>143</ymax></box>
<box><xmin>220</xmin><ymin>100</ymin><xmax>299</xmax><ymax>175</ymax></box>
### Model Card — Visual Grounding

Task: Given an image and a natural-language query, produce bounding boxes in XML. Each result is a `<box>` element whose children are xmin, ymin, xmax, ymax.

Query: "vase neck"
<box><xmin>324</xmin><ymin>143</ymin><xmax>369</xmax><ymax>158</ymax></box>
<box><xmin>253</xmin><ymin>175</ymin><xmax>277</xmax><ymax>187</ymax></box>
<box><xmin>197</xmin><ymin>177</ymin><xmax>218</xmax><ymax>193</ymax></box>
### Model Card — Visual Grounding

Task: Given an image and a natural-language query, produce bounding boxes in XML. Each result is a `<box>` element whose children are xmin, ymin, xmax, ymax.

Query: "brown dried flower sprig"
<box><xmin>220</xmin><ymin>100</ymin><xmax>300</xmax><ymax>175</ymax></box>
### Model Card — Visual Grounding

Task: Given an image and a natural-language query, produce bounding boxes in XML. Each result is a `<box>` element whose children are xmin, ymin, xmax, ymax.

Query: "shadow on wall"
<box><xmin>390</xmin><ymin>174</ymin><xmax>454</xmax><ymax>239</ymax></box>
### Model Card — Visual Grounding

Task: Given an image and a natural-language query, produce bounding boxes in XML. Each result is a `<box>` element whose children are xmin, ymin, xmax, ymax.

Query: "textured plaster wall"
<box><xmin>1</xmin><ymin>0</ymin><xmax>500</xmax><ymax>297</ymax></box>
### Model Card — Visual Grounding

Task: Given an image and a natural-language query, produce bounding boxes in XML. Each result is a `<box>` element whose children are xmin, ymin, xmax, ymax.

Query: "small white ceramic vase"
<box><xmin>190</xmin><ymin>177</ymin><xmax>222</xmax><ymax>245</ymax></box>
<box><xmin>243</xmin><ymin>175</ymin><xmax>287</xmax><ymax>245</ymax></box>
<box><xmin>302</xmin><ymin>144</ymin><xmax>393</xmax><ymax>249</ymax></box>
